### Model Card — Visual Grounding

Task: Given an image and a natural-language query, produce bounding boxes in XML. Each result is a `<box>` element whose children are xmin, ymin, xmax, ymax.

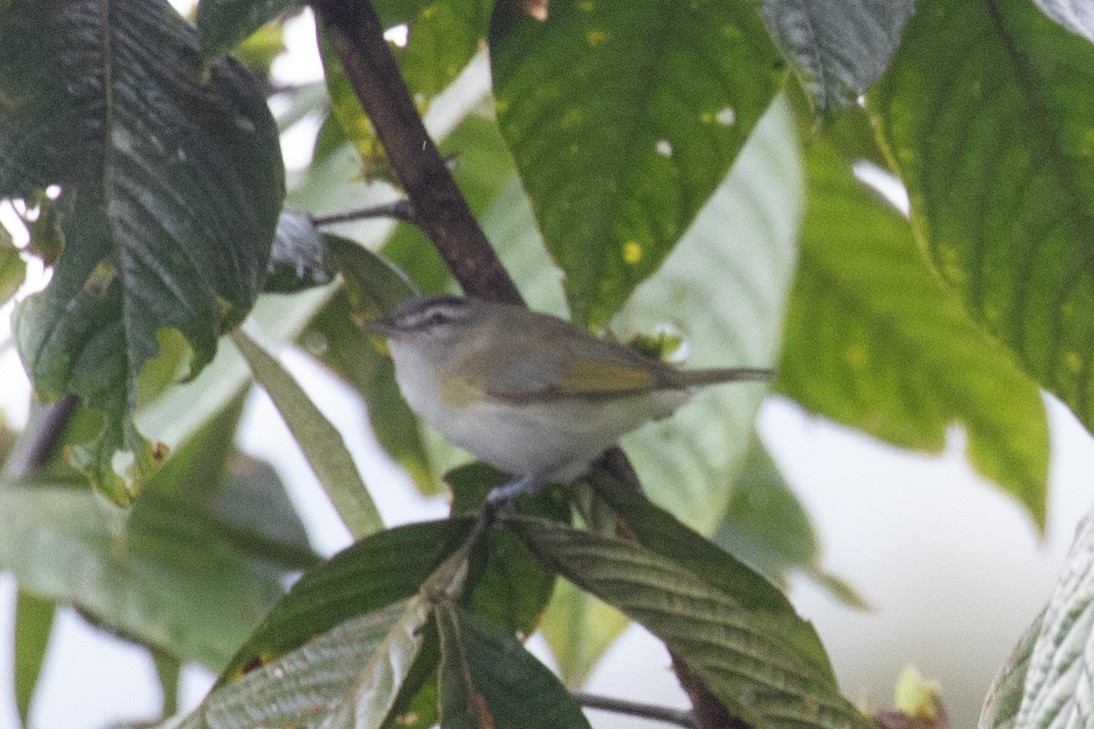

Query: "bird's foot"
<box><xmin>486</xmin><ymin>476</ymin><xmax>541</xmax><ymax>506</ymax></box>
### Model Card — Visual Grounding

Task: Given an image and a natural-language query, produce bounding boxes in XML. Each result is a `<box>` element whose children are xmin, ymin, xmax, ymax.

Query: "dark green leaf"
<box><xmin>196</xmin><ymin>0</ymin><xmax>298</xmax><ymax>59</ymax></box>
<box><xmin>1</xmin><ymin>0</ymin><xmax>283</xmax><ymax>501</ymax></box>
<box><xmin>231</xmin><ymin>327</ymin><xmax>383</xmax><ymax>538</ymax></box>
<box><xmin>588</xmin><ymin>471</ymin><xmax>833</xmax><ymax>675</ymax></box>
<box><xmin>436</xmin><ymin>602</ymin><xmax>591</xmax><ymax>729</ymax></box>
<box><xmin>760</xmin><ymin>0</ymin><xmax>913</xmax><ymax>114</ymax></box>
<box><xmin>219</xmin><ymin>518</ymin><xmax>474</xmax><ymax>680</ymax></box>
<box><xmin>263</xmin><ymin>208</ymin><xmax>334</xmax><ymax>294</ymax></box>
<box><xmin>871</xmin><ymin>0</ymin><xmax>1094</xmax><ymax>445</ymax></box>
<box><xmin>508</xmin><ymin>516</ymin><xmax>871</xmax><ymax>729</ymax></box>
<box><xmin>978</xmin><ymin>610</ymin><xmax>1041</xmax><ymax>729</ymax></box>
<box><xmin>490</xmin><ymin>0</ymin><xmax>782</xmax><ymax>325</ymax></box>
<box><xmin>0</xmin><ymin>484</ymin><xmax>287</xmax><ymax>669</ymax></box>
<box><xmin>13</xmin><ymin>590</ymin><xmax>54</xmax><ymax>727</ymax></box>
<box><xmin>777</xmin><ymin>142</ymin><xmax>1049</xmax><ymax>525</ymax></box>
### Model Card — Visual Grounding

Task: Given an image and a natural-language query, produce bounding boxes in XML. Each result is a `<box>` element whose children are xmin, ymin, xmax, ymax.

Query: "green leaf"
<box><xmin>389</xmin><ymin>0</ymin><xmax>493</xmax><ymax>103</ymax></box>
<box><xmin>317</xmin><ymin>25</ymin><xmax>389</xmax><ymax>177</ymax></box>
<box><xmin>182</xmin><ymin>598</ymin><xmax>432</xmax><ymax>729</ymax></box>
<box><xmin>759</xmin><ymin>0</ymin><xmax>913</xmax><ymax>115</ymax></box>
<box><xmin>183</xmin><ymin>529</ymin><xmax>474</xmax><ymax>729</ymax></box>
<box><xmin>871</xmin><ymin>0</ymin><xmax>1094</xmax><ymax>444</ymax></box>
<box><xmin>714</xmin><ymin>437</ymin><xmax>862</xmax><ymax>607</ymax></box>
<box><xmin>446</xmin><ymin>463</ymin><xmax>565</xmax><ymax>638</ymax></box>
<box><xmin>0</xmin><ymin>484</ymin><xmax>288</xmax><ymax>669</ymax></box>
<box><xmin>436</xmin><ymin>602</ymin><xmax>591</xmax><ymax>729</ymax></box>
<box><xmin>13</xmin><ymin>590</ymin><xmax>54</xmax><ymax>727</ymax></box>
<box><xmin>1008</xmin><ymin>514</ymin><xmax>1094</xmax><ymax>728</ymax></box>
<box><xmin>220</xmin><ymin>518</ymin><xmax>474</xmax><ymax>679</ymax></box>
<box><xmin>490</xmin><ymin>0</ymin><xmax>782</xmax><ymax>326</ymax></box>
<box><xmin>328</xmin><ymin>234</ymin><xmax>417</xmax><ymax>319</ymax></box>
<box><xmin>263</xmin><ymin>208</ymin><xmax>335</xmax><ymax>294</ymax></box>
<box><xmin>588</xmin><ymin>471</ymin><xmax>833</xmax><ymax>676</ymax></box>
<box><xmin>618</xmin><ymin>95</ymin><xmax>803</xmax><ymax>533</ymax></box>
<box><xmin>508</xmin><ymin>516</ymin><xmax>870</xmax><ymax>729</ymax></box>
<box><xmin>317</xmin><ymin>0</ymin><xmax>492</xmax><ymax>152</ymax></box>
<box><xmin>231</xmin><ymin>327</ymin><xmax>384</xmax><ymax>538</ymax></box>
<box><xmin>777</xmin><ymin>141</ymin><xmax>1050</xmax><ymax>525</ymax></box>
<box><xmin>536</xmin><ymin>100</ymin><xmax>804</xmax><ymax>681</ymax></box>
<box><xmin>196</xmin><ymin>0</ymin><xmax>298</xmax><ymax>59</ymax></box>
<box><xmin>978</xmin><ymin>610</ymin><xmax>1042</xmax><ymax>729</ymax></box>
<box><xmin>1</xmin><ymin>0</ymin><xmax>283</xmax><ymax>501</ymax></box>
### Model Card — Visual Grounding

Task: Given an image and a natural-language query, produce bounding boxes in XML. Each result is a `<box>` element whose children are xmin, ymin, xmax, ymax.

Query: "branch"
<box><xmin>2</xmin><ymin>395</ymin><xmax>78</xmax><ymax>479</ymax></box>
<box><xmin>574</xmin><ymin>691</ymin><xmax>698</xmax><ymax>729</ymax></box>
<box><xmin>671</xmin><ymin>654</ymin><xmax>754</xmax><ymax>729</ymax></box>
<box><xmin>311</xmin><ymin>0</ymin><xmax>523</xmax><ymax>305</ymax></box>
<box><xmin>311</xmin><ymin>200</ymin><xmax>418</xmax><ymax>226</ymax></box>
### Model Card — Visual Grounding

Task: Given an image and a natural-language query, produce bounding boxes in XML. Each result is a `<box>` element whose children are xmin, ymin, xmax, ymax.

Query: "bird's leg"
<box><xmin>486</xmin><ymin>475</ymin><xmax>542</xmax><ymax>504</ymax></box>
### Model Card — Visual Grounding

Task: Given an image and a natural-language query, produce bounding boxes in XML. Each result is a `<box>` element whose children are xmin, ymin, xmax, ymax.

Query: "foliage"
<box><xmin>0</xmin><ymin>0</ymin><xmax>1092</xmax><ymax>727</ymax></box>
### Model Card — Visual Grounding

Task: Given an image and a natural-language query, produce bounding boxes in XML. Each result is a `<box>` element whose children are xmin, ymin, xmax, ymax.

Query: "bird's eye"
<box><xmin>427</xmin><ymin>311</ymin><xmax>448</xmax><ymax>326</ymax></box>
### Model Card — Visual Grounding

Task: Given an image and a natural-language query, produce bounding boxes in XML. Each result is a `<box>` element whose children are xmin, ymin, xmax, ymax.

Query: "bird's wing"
<box><xmin>482</xmin><ymin>325</ymin><xmax>673</xmax><ymax>402</ymax></box>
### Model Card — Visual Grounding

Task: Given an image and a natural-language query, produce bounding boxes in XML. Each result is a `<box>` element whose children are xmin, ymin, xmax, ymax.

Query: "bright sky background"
<box><xmin>1</xmin><ymin>5</ymin><xmax>1090</xmax><ymax>729</ymax></box>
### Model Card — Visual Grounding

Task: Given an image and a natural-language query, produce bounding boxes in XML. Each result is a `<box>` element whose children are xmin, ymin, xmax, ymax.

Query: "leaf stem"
<box><xmin>573</xmin><ymin>691</ymin><xmax>699</xmax><ymax>728</ymax></box>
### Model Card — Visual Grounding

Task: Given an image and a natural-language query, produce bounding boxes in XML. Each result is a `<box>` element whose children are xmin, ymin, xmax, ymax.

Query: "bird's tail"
<box><xmin>675</xmin><ymin>367</ymin><xmax>775</xmax><ymax>387</ymax></box>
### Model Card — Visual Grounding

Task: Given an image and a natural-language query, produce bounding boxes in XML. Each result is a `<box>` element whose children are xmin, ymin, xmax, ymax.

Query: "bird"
<box><xmin>368</xmin><ymin>295</ymin><xmax>772</xmax><ymax>502</ymax></box>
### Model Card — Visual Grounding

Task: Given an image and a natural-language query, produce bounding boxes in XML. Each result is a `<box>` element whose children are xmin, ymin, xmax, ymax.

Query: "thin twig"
<box><xmin>311</xmin><ymin>200</ymin><xmax>418</xmax><ymax>227</ymax></box>
<box><xmin>574</xmin><ymin>691</ymin><xmax>699</xmax><ymax>728</ymax></box>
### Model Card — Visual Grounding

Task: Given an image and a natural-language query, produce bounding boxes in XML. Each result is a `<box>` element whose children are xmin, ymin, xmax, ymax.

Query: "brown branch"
<box><xmin>311</xmin><ymin>0</ymin><xmax>523</xmax><ymax>305</ymax></box>
<box><xmin>671</xmin><ymin>654</ymin><xmax>754</xmax><ymax>729</ymax></box>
